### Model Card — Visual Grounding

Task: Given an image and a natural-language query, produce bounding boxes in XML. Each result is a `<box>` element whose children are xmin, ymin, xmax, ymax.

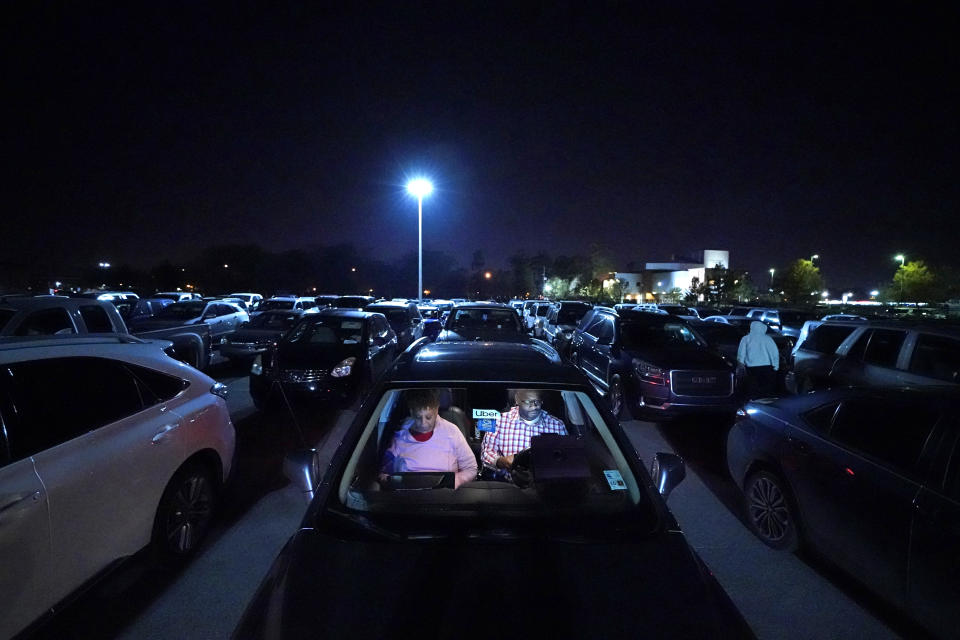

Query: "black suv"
<box><xmin>233</xmin><ymin>340</ymin><xmax>752</xmax><ymax>639</ymax></box>
<box><xmin>249</xmin><ymin>309</ymin><xmax>398</xmax><ymax>409</ymax></box>
<box><xmin>570</xmin><ymin>307</ymin><xmax>737</xmax><ymax>420</ymax></box>
<box><xmin>436</xmin><ymin>302</ymin><xmax>527</xmax><ymax>343</ymax></box>
<box><xmin>364</xmin><ymin>301</ymin><xmax>423</xmax><ymax>350</ymax></box>
<box><xmin>543</xmin><ymin>300</ymin><xmax>593</xmax><ymax>358</ymax></box>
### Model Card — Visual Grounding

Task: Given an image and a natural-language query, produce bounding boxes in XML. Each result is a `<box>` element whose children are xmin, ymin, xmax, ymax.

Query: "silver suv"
<box><xmin>0</xmin><ymin>336</ymin><xmax>235</xmax><ymax>638</ymax></box>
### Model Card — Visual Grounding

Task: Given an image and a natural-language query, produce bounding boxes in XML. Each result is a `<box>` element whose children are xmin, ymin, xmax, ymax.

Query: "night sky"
<box><xmin>7</xmin><ymin>2</ymin><xmax>959</xmax><ymax>289</ymax></box>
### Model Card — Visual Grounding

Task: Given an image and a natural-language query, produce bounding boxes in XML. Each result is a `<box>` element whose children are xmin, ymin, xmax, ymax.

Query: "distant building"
<box><xmin>616</xmin><ymin>249</ymin><xmax>730</xmax><ymax>301</ymax></box>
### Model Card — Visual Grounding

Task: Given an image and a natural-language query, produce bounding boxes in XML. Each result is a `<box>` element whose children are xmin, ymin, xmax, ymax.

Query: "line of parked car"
<box><xmin>3</xmin><ymin>289</ymin><xmax>958</xmax><ymax>638</ymax></box>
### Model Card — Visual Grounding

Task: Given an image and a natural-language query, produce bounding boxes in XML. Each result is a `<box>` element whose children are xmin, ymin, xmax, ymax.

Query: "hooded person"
<box><xmin>737</xmin><ymin>321</ymin><xmax>780</xmax><ymax>398</ymax></box>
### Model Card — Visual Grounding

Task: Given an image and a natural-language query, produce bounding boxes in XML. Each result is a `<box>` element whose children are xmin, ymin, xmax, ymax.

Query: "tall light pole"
<box><xmin>769</xmin><ymin>268</ymin><xmax>775</xmax><ymax>290</ymax></box>
<box><xmin>406</xmin><ymin>178</ymin><xmax>433</xmax><ymax>301</ymax></box>
<box><xmin>895</xmin><ymin>254</ymin><xmax>905</xmax><ymax>301</ymax></box>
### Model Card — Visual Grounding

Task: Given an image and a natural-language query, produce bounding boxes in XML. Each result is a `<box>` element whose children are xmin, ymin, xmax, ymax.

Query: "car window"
<box><xmin>0</xmin><ymin>308</ymin><xmax>15</xmax><ymax>332</ymax></box>
<box><xmin>251</xmin><ymin>312</ymin><xmax>300</xmax><ymax>330</ymax></box>
<box><xmin>803</xmin><ymin>324</ymin><xmax>857</xmax><ymax>354</ymax></box>
<box><xmin>159</xmin><ymin>302</ymin><xmax>205</xmax><ymax>319</ymax></box>
<box><xmin>260</xmin><ymin>299</ymin><xmax>295</xmax><ymax>311</ymax></box>
<box><xmin>372</xmin><ymin>316</ymin><xmax>391</xmax><ymax>338</ymax></box>
<box><xmin>830</xmin><ymin>397</ymin><xmax>940</xmax><ymax>479</ymax></box>
<box><xmin>535</xmin><ymin>305</ymin><xmax>550</xmax><ymax>317</ymax></box>
<box><xmin>331</xmin><ymin>386</ymin><xmax>651</xmax><ymax>536</ymax></box>
<box><xmin>286</xmin><ymin>317</ymin><xmax>366</xmax><ymax>345</ymax></box>
<box><xmin>862</xmin><ymin>329</ymin><xmax>907</xmax><ymax>368</ymax></box>
<box><xmin>14</xmin><ymin>308</ymin><xmax>76</xmax><ymax>336</ymax></box>
<box><xmin>127</xmin><ymin>363</ymin><xmax>189</xmax><ymax>403</ymax></box>
<box><xmin>801</xmin><ymin>401</ymin><xmax>840</xmax><ymax>434</ymax></box>
<box><xmin>78</xmin><ymin>304</ymin><xmax>114</xmax><ymax>332</ymax></box>
<box><xmin>2</xmin><ymin>357</ymin><xmax>145</xmax><ymax>462</ymax></box>
<box><xmin>369</xmin><ymin>308</ymin><xmax>408</xmax><ymax>327</ymax></box>
<box><xmin>621</xmin><ymin>321</ymin><xmax>703</xmax><ymax>349</ymax></box>
<box><xmin>908</xmin><ymin>334</ymin><xmax>960</xmax><ymax>383</ymax></box>
<box><xmin>451</xmin><ymin>309</ymin><xmax>521</xmax><ymax>331</ymax></box>
<box><xmin>594</xmin><ymin>316</ymin><xmax>614</xmax><ymax>342</ymax></box>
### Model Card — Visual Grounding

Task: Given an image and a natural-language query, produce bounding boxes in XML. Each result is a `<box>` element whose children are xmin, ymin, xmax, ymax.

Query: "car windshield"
<box><xmin>154</xmin><ymin>293</ymin><xmax>182</xmax><ymax>301</ymax></box>
<box><xmin>778</xmin><ymin>311</ymin><xmax>817</xmax><ymax>324</ymax></box>
<box><xmin>327</xmin><ymin>385</ymin><xmax>655</xmax><ymax>538</ymax></box>
<box><xmin>250</xmin><ymin>312</ymin><xmax>300</xmax><ymax>329</ymax></box>
<box><xmin>451</xmin><ymin>309</ymin><xmax>521</xmax><ymax>331</ymax></box>
<box><xmin>260</xmin><ymin>299</ymin><xmax>295</xmax><ymax>311</ymax></box>
<box><xmin>285</xmin><ymin>317</ymin><xmax>366</xmax><ymax>345</ymax></box>
<box><xmin>156</xmin><ymin>301</ymin><xmax>205</xmax><ymax>319</ymax></box>
<box><xmin>368</xmin><ymin>308</ymin><xmax>408</xmax><ymax>326</ymax></box>
<box><xmin>557</xmin><ymin>305</ymin><xmax>591</xmax><ymax>324</ymax></box>
<box><xmin>621</xmin><ymin>321</ymin><xmax>706</xmax><ymax>349</ymax></box>
<box><xmin>334</xmin><ymin>296</ymin><xmax>372</xmax><ymax>308</ymax></box>
<box><xmin>658</xmin><ymin>305</ymin><xmax>690</xmax><ymax>315</ymax></box>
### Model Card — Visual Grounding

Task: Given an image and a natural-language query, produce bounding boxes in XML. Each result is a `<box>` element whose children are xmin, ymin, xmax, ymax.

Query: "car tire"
<box><xmin>609</xmin><ymin>374</ymin><xmax>624</xmax><ymax>418</ymax></box>
<box><xmin>152</xmin><ymin>462</ymin><xmax>218</xmax><ymax>564</ymax></box>
<box><xmin>743</xmin><ymin>470</ymin><xmax>801</xmax><ymax>552</ymax></box>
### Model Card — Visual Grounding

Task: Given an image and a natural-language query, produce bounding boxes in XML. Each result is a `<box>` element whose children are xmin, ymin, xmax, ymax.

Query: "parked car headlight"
<box><xmin>251</xmin><ymin>354</ymin><xmax>263</xmax><ymax>375</ymax></box>
<box><xmin>331</xmin><ymin>356</ymin><xmax>357</xmax><ymax>378</ymax></box>
<box><xmin>633</xmin><ymin>358</ymin><xmax>668</xmax><ymax>385</ymax></box>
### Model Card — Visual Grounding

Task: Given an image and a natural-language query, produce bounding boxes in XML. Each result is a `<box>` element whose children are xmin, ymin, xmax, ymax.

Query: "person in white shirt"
<box><xmin>737</xmin><ymin>321</ymin><xmax>780</xmax><ymax>398</ymax></box>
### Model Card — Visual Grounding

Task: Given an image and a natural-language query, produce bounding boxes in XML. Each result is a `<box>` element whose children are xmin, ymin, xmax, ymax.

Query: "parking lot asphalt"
<box><xmin>30</xmin><ymin>359</ymin><xmax>918</xmax><ymax>640</ymax></box>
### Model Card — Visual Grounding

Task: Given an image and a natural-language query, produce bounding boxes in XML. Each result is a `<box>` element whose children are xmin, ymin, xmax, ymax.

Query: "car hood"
<box><xmin>626</xmin><ymin>345</ymin><xmax>731</xmax><ymax>370</ymax></box>
<box><xmin>228</xmin><ymin>328</ymin><xmax>287</xmax><ymax>342</ymax></box>
<box><xmin>275</xmin><ymin>342</ymin><xmax>363</xmax><ymax>369</ymax></box>
<box><xmin>234</xmin><ymin>528</ymin><xmax>752</xmax><ymax>639</ymax></box>
<box><xmin>129</xmin><ymin>317</ymin><xmax>202</xmax><ymax>331</ymax></box>
<box><xmin>437</xmin><ymin>329</ymin><xmax>528</xmax><ymax>343</ymax></box>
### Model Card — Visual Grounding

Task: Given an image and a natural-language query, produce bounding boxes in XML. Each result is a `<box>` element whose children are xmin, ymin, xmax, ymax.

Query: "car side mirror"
<box><xmin>283</xmin><ymin>448</ymin><xmax>321</xmax><ymax>503</ymax></box>
<box><xmin>650</xmin><ymin>452</ymin><xmax>685</xmax><ymax>501</ymax></box>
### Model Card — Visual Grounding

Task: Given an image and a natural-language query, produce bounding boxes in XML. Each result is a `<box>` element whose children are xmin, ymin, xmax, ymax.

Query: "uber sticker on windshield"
<box><xmin>473</xmin><ymin>408</ymin><xmax>500</xmax><ymax>432</ymax></box>
<box><xmin>603</xmin><ymin>470</ymin><xmax>627</xmax><ymax>491</ymax></box>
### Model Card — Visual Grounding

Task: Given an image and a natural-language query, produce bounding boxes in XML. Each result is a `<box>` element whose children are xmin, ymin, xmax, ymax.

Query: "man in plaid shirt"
<box><xmin>480</xmin><ymin>389</ymin><xmax>567</xmax><ymax>473</ymax></box>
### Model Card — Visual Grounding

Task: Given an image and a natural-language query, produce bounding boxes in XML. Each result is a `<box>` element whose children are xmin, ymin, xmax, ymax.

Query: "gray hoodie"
<box><xmin>737</xmin><ymin>321</ymin><xmax>780</xmax><ymax>369</ymax></box>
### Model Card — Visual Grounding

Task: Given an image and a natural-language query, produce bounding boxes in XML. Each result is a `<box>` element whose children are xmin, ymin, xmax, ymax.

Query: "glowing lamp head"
<box><xmin>406</xmin><ymin>178</ymin><xmax>433</xmax><ymax>198</ymax></box>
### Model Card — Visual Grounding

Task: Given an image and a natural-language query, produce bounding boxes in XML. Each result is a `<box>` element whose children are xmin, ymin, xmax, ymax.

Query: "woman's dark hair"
<box><xmin>406</xmin><ymin>388</ymin><xmax>441</xmax><ymax>412</ymax></box>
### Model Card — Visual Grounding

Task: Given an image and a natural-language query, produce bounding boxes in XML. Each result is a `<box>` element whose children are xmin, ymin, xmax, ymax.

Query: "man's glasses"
<box><xmin>518</xmin><ymin>398</ymin><xmax>543</xmax><ymax>407</ymax></box>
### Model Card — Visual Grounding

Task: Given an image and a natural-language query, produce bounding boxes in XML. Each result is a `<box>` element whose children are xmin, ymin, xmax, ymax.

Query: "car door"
<box><xmin>581</xmin><ymin>315</ymin><xmax>614</xmax><ymax>390</ymax></box>
<box><xmin>0</xmin><ymin>386</ymin><xmax>51</xmax><ymax>640</ymax></box>
<box><xmin>907</xmin><ymin>416</ymin><xmax>960</xmax><ymax>640</ymax></box>
<box><xmin>802</xmin><ymin>396</ymin><xmax>937</xmax><ymax>605</ymax></box>
<box><xmin>6</xmin><ymin>357</ymin><xmax>187</xmax><ymax>611</ymax></box>
<box><xmin>367</xmin><ymin>316</ymin><xmax>397</xmax><ymax>381</ymax></box>
<box><xmin>830</xmin><ymin>328</ymin><xmax>908</xmax><ymax>387</ymax></box>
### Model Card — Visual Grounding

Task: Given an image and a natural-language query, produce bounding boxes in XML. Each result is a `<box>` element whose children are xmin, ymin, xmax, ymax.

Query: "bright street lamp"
<box><xmin>406</xmin><ymin>178</ymin><xmax>434</xmax><ymax>302</ymax></box>
<box><xmin>769</xmin><ymin>268</ymin><xmax>775</xmax><ymax>290</ymax></box>
<box><xmin>894</xmin><ymin>254</ymin><xmax>906</xmax><ymax>301</ymax></box>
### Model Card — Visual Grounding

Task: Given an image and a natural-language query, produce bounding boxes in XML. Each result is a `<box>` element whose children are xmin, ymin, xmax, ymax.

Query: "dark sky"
<box><xmin>7</xmin><ymin>2</ymin><xmax>959</xmax><ymax>289</ymax></box>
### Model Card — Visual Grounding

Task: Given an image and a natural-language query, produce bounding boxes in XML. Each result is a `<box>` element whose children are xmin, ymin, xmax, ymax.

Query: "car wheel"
<box><xmin>744</xmin><ymin>470</ymin><xmax>800</xmax><ymax>552</ymax></box>
<box><xmin>152</xmin><ymin>462</ymin><xmax>217</xmax><ymax>564</ymax></box>
<box><xmin>609</xmin><ymin>375</ymin><xmax>624</xmax><ymax>418</ymax></box>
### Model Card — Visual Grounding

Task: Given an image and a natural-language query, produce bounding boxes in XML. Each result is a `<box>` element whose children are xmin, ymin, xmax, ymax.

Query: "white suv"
<box><xmin>0</xmin><ymin>336</ymin><xmax>236</xmax><ymax>638</ymax></box>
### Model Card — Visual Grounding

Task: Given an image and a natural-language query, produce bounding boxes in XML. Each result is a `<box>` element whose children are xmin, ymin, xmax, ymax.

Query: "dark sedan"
<box><xmin>220</xmin><ymin>310</ymin><xmax>305</xmax><ymax>362</ymax></box>
<box><xmin>570</xmin><ymin>308</ymin><xmax>737</xmax><ymax>420</ymax></box>
<box><xmin>249</xmin><ymin>309</ymin><xmax>398</xmax><ymax>409</ymax></box>
<box><xmin>727</xmin><ymin>388</ymin><xmax>960</xmax><ymax>639</ymax></box>
<box><xmin>436</xmin><ymin>302</ymin><xmax>528</xmax><ymax>343</ymax></box>
<box><xmin>233</xmin><ymin>341</ymin><xmax>753</xmax><ymax>639</ymax></box>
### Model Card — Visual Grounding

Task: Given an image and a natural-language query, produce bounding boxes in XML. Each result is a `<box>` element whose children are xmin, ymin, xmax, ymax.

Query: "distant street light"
<box><xmin>98</xmin><ymin>261</ymin><xmax>111</xmax><ymax>268</ymax></box>
<box><xmin>894</xmin><ymin>254</ymin><xmax>906</xmax><ymax>301</ymax></box>
<box><xmin>769</xmin><ymin>268</ymin><xmax>775</xmax><ymax>292</ymax></box>
<box><xmin>870</xmin><ymin>290</ymin><xmax>880</xmax><ymax>297</ymax></box>
<box><xmin>223</xmin><ymin>264</ymin><xmax>229</xmax><ymax>268</ymax></box>
<box><xmin>484</xmin><ymin>271</ymin><xmax>492</xmax><ymax>280</ymax></box>
<box><xmin>406</xmin><ymin>177</ymin><xmax>434</xmax><ymax>302</ymax></box>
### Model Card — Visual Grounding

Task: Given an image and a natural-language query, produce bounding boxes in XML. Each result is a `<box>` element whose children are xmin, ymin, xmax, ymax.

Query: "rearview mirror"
<box><xmin>650</xmin><ymin>452</ymin><xmax>685</xmax><ymax>501</ymax></box>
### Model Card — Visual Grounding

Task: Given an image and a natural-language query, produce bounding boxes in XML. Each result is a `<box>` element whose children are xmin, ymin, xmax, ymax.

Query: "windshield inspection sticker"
<box><xmin>603</xmin><ymin>470</ymin><xmax>627</xmax><ymax>491</ymax></box>
<box><xmin>473</xmin><ymin>408</ymin><xmax>500</xmax><ymax>433</ymax></box>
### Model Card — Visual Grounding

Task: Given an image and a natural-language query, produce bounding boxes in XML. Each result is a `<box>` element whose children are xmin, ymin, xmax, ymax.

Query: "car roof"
<box><xmin>366</xmin><ymin>301</ymin><xmax>412</xmax><ymax>308</ymax></box>
<box><xmin>451</xmin><ymin>302</ymin><xmax>513</xmax><ymax>309</ymax></box>
<box><xmin>0</xmin><ymin>297</ymin><xmax>116</xmax><ymax>312</ymax></box>
<box><xmin>388</xmin><ymin>341</ymin><xmax>580</xmax><ymax>385</ymax></box>
<box><xmin>0</xmin><ymin>334</ymin><xmax>173</xmax><ymax>360</ymax></box>
<box><xmin>312</xmin><ymin>308</ymin><xmax>377</xmax><ymax>320</ymax></box>
<box><xmin>618</xmin><ymin>308</ymin><xmax>684</xmax><ymax>323</ymax></box>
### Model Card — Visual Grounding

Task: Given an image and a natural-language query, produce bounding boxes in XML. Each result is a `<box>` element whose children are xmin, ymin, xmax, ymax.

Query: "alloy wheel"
<box><xmin>163</xmin><ymin>471</ymin><xmax>214</xmax><ymax>555</ymax></box>
<box><xmin>747</xmin><ymin>474</ymin><xmax>794</xmax><ymax>548</ymax></box>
